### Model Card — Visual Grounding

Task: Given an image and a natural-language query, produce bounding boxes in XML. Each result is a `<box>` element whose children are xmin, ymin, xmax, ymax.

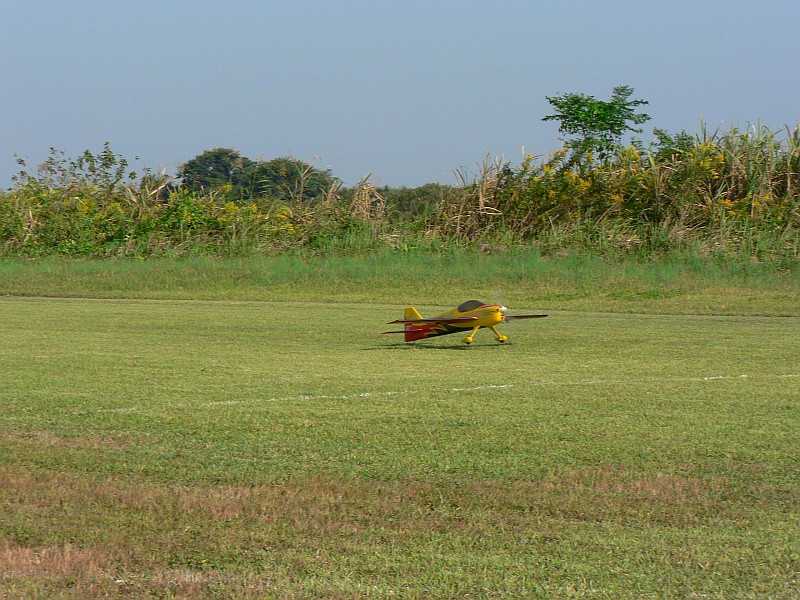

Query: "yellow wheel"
<box><xmin>462</xmin><ymin>337</ymin><xmax>473</xmax><ymax>345</ymax></box>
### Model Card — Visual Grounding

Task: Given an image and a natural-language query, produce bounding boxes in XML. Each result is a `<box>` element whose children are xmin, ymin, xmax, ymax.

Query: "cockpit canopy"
<box><xmin>457</xmin><ymin>299</ymin><xmax>487</xmax><ymax>312</ymax></box>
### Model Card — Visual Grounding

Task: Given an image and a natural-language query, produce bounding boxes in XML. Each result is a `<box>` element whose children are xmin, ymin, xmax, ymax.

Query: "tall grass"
<box><xmin>1</xmin><ymin>248</ymin><xmax>796</xmax><ymax>315</ymax></box>
<box><xmin>2</xmin><ymin>123</ymin><xmax>799</xmax><ymax>260</ymax></box>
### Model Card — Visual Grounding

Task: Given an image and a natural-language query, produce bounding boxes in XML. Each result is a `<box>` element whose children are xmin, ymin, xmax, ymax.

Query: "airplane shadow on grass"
<box><xmin>365</xmin><ymin>341</ymin><xmax>514</xmax><ymax>351</ymax></box>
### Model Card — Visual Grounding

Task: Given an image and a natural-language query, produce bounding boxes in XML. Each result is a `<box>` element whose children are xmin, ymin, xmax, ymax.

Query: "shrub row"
<box><xmin>2</xmin><ymin>126</ymin><xmax>799</xmax><ymax>259</ymax></box>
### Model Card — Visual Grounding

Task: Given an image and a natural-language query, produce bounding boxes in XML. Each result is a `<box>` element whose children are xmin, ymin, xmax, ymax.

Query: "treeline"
<box><xmin>2</xmin><ymin>126</ymin><xmax>799</xmax><ymax>260</ymax></box>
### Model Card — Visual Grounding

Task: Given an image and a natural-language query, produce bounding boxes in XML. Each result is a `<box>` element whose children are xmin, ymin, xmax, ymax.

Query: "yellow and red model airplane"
<box><xmin>383</xmin><ymin>300</ymin><xmax>547</xmax><ymax>344</ymax></box>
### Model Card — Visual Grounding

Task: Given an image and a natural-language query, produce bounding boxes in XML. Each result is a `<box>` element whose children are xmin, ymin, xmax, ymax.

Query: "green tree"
<box><xmin>178</xmin><ymin>148</ymin><xmax>254</xmax><ymax>196</ymax></box>
<box><xmin>381</xmin><ymin>183</ymin><xmax>451</xmax><ymax>219</ymax></box>
<box><xmin>178</xmin><ymin>149</ymin><xmax>334</xmax><ymax>202</ymax></box>
<box><xmin>543</xmin><ymin>85</ymin><xmax>650</xmax><ymax>165</ymax></box>
<box><xmin>14</xmin><ymin>143</ymin><xmax>137</xmax><ymax>201</ymax></box>
<box><xmin>648</xmin><ymin>128</ymin><xmax>695</xmax><ymax>160</ymax></box>
<box><xmin>249</xmin><ymin>157</ymin><xmax>334</xmax><ymax>203</ymax></box>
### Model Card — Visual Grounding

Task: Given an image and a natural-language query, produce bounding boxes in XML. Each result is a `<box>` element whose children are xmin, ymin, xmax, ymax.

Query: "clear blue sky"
<box><xmin>2</xmin><ymin>1</ymin><xmax>798</xmax><ymax>190</ymax></box>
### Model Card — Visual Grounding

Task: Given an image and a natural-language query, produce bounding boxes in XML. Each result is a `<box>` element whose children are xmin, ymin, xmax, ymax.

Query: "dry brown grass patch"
<box><xmin>0</xmin><ymin>429</ymin><xmax>130</xmax><ymax>451</ymax></box>
<box><xmin>0</xmin><ymin>540</ymin><xmax>112</xmax><ymax>579</ymax></box>
<box><xmin>541</xmin><ymin>465</ymin><xmax>705</xmax><ymax>500</ymax></box>
<box><xmin>0</xmin><ymin>540</ymin><xmax>275</xmax><ymax>598</ymax></box>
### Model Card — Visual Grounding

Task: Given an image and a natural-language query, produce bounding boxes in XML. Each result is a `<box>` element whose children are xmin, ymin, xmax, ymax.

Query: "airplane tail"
<box><xmin>382</xmin><ymin>306</ymin><xmax>441</xmax><ymax>342</ymax></box>
<box><xmin>404</xmin><ymin>307</ymin><xmax>423</xmax><ymax>320</ymax></box>
<box><xmin>402</xmin><ymin>307</ymin><xmax>430</xmax><ymax>342</ymax></box>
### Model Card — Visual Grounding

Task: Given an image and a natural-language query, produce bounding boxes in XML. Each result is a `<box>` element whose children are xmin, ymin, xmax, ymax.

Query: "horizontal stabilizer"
<box><xmin>387</xmin><ymin>316</ymin><xmax>479</xmax><ymax>325</ymax></box>
<box><xmin>503</xmin><ymin>314</ymin><xmax>548</xmax><ymax>321</ymax></box>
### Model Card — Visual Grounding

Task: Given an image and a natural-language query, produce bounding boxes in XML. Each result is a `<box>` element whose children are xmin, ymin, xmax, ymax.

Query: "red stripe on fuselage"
<box><xmin>404</xmin><ymin>322</ymin><xmax>462</xmax><ymax>342</ymax></box>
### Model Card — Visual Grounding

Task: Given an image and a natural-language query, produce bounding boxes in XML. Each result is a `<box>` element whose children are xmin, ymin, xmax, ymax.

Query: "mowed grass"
<box><xmin>1</xmin><ymin>294</ymin><xmax>799</xmax><ymax>597</ymax></box>
<box><xmin>1</xmin><ymin>251</ymin><xmax>798</xmax><ymax>314</ymax></box>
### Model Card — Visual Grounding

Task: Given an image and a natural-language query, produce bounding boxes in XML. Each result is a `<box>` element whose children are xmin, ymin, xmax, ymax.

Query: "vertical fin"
<box><xmin>404</xmin><ymin>307</ymin><xmax>423</xmax><ymax>320</ymax></box>
<box><xmin>403</xmin><ymin>307</ymin><xmax>426</xmax><ymax>342</ymax></box>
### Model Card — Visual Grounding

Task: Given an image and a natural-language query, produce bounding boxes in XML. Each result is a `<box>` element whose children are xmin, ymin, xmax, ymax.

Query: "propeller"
<box><xmin>499</xmin><ymin>305</ymin><xmax>548</xmax><ymax>323</ymax></box>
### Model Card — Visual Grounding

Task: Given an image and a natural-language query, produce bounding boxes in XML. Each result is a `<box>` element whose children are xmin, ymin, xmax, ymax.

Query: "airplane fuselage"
<box><xmin>435</xmin><ymin>302</ymin><xmax>504</xmax><ymax>328</ymax></box>
<box><xmin>391</xmin><ymin>300</ymin><xmax>506</xmax><ymax>342</ymax></box>
<box><xmin>383</xmin><ymin>300</ymin><xmax>547</xmax><ymax>344</ymax></box>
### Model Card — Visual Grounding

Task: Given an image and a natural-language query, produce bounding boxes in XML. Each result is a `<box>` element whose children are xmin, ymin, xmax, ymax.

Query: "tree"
<box><xmin>543</xmin><ymin>85</ymin><xmax>650</xmax><ymax>165</ymax></box>
<box><xmin>178</xmin><ymin>149</ymin><xmax>334</xmax><ymax>202</ymax></box>
<box><xmin>178</xmin><ymin>148</ymin><xmax>254</xmax><ymax>195</ymax></box>
<box><xmin>249</xmin><ymin>157</ymin><xmax>334</xmax><ymax>203</ymax></box>
<box><xmin>381</xmin><ymin>183</ymin><xmax>451</xmax><ymax>219</ymax></box>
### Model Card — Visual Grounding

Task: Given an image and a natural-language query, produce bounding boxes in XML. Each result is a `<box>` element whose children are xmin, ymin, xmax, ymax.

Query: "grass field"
<box><xmin>1</xmin><ymin>257</ymin><xmax>799</xmax><ymax>597</ymax></box>
<box><xmin>1</xmin><ymin>251</ymin><xmax>798</xmax><ymax>314</ymax></box>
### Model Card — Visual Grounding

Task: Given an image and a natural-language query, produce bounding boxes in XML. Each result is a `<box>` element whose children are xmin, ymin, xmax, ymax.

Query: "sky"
<box><xmin>2</xmin><ymin>1</ymin><xmax>799</xmax><ymax>190</ymax></box>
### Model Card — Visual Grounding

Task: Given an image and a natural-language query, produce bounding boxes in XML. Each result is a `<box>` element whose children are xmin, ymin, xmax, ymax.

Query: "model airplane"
<box><xmin>383</xmin><ymin>300</ymin><xmax>547</xmax><ymax>344</ymax></box>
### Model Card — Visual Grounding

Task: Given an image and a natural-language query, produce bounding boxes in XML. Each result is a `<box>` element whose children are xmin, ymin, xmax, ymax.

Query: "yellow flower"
<box><xmin>79</xmin><ymin>198</ymin><xmax>95</xmax><ymax>215</ymax></box>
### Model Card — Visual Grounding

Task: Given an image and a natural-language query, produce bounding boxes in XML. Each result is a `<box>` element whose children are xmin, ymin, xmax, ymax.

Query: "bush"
<box><xmin>1</xmin><ymin>129</ymin><xmax>799</xmax><ymax>261</ymax></box>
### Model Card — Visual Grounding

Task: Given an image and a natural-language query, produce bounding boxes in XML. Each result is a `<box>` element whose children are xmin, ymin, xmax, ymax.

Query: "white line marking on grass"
<box><xmin>84</xmin><ymin>374</ymin><xmax>797</xmax><ymax>416</ymax></box>
<box><xmin>203</xmin><ymin>400</ymin><xmax>245</xmax><ymax>406</ymax></box>
<box><xmin>529</xmin><ymin>373</ymin><xmax>796</xmax><ymax>387</ymax></box>
<box><xmin>202</xmin><ymin>387</ymin><xmax>512</xmax><ymax>409</ymax></box>
<box><xmin>695</xmin><ymin>374</ymin><xmax>748</xmax><ymax>381</ymax></box>
<box><xmin>450</xmin><ymin>384</ymin><xmax>515</xmax><ymax>392</ymax></box>
<box><xmin>202</xmin><ymin>390</ymin><xmax>404</xmax><ymax>408</ymax></box>
<box><xmin>84</xmin><ymin>386</ymin><xmax>511</xmax><ymax>415</ymax></box>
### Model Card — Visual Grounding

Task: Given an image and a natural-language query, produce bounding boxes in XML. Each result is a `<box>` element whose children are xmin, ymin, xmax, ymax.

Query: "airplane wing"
<box><xmin>503</xmin><ymin>314</ymin><xmax>548</xmax><ymax>321</ymax></box>
<box><xmin>387</xmin><ymin>316</ymin><xmax>479</xmax><ymax>325</ymax></box>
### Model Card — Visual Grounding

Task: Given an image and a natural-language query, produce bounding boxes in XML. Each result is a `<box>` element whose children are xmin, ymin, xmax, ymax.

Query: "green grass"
<box><xmin>1</xmin><ymin>250</ymin><xmax>798</xmax><ymax>314</ymax></box>
<box><xmin>1</xmin><ymin>288</ymin><xmax>799</xmax><ymax>597</ymax></box>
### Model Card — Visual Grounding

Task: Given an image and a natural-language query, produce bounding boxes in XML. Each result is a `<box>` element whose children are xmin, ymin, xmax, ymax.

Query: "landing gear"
<box><xmin>462</xmin><ymin>325</ymin><xmax>509</xmax><ymax>344</ymax></box>
<box><xmin>490</xmin><ymin>326</ymin><xmax>508</xmax><ymax>343</ymax></box>
<box><xmin>462</xmin><ymin>325</ymin><xmax>481</xmax><ymax>345</ymax></box>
